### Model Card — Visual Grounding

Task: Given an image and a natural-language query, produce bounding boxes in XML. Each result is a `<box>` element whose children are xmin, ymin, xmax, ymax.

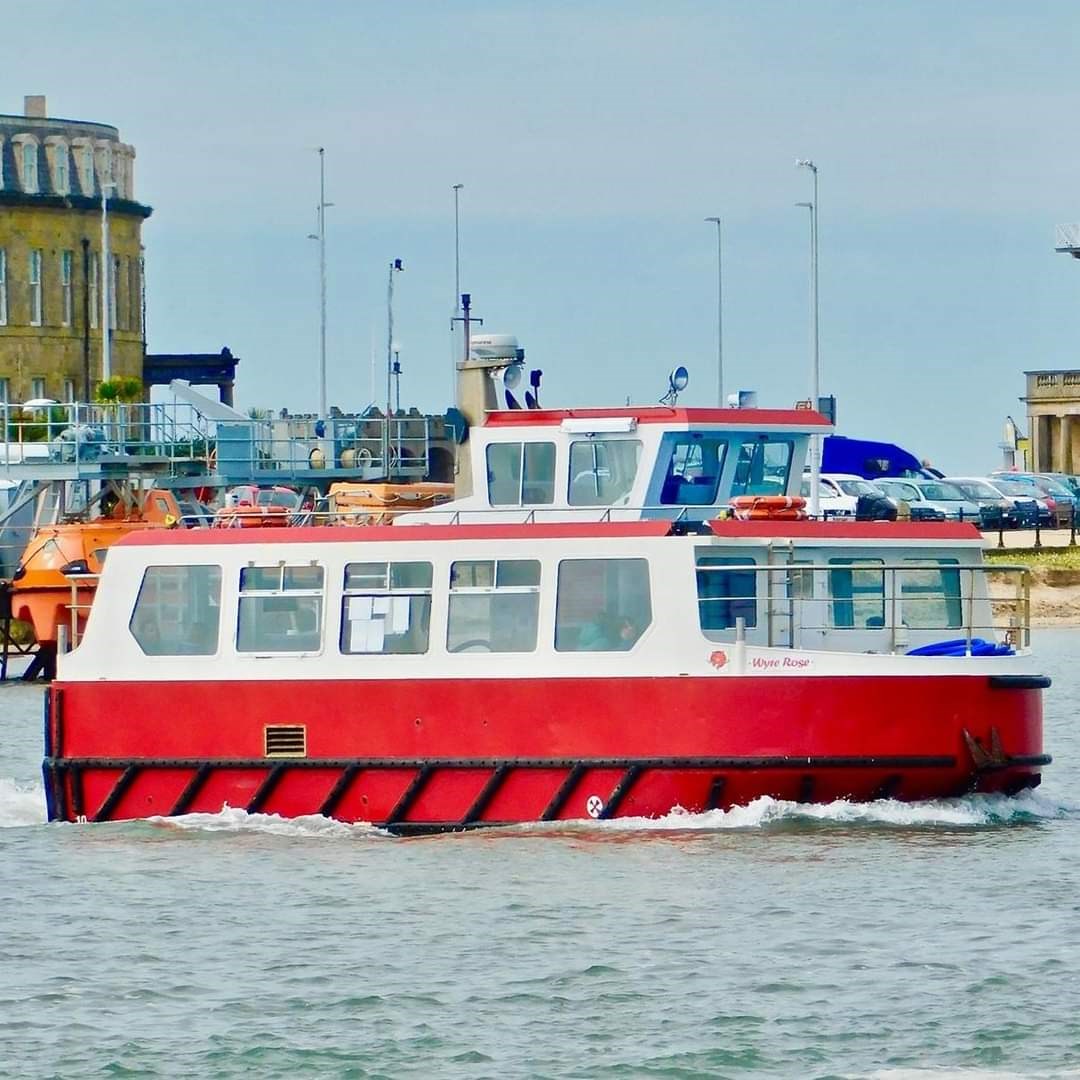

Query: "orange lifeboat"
<box><xmin>326</xmin><ymin>481</ymin><xmax>455</xmax><ymax>525</ymax></box>
<box><xmin>9</xmin><ymin>489</ymin><xmax>184</xmax><ymax>648</ymax></box>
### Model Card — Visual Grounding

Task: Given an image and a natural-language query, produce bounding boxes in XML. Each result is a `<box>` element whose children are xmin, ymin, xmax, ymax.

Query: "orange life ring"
<box><xmin>729</xmin><ymin>495</ymin><xmax>807</xmax><ymax>521</ymax></box>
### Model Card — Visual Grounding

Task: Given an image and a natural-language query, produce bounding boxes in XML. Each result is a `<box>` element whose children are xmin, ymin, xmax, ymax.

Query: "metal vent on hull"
<box><xmin>264</xmin><ymin>725</ymin><xmax>307</xmax><ymax>758</ymax></box>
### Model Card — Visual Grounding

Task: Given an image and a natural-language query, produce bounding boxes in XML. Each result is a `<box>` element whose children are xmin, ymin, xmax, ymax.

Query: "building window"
<box><xmin>61</xmin><ymin>251</ymin><xmax>73</xmax><ymax>327</ymax></box>
<box><xmin>447</xmin><ymin>559</ymin><xmax>540</xmax><ymax>653</ymax></box>
<box><xmin>63</xmin><ymin>379</ymin><xmax>76</xmax><ymax>403</ymax></box>
<box><xmin>88</xmin><ymin>255</ymin><xmax>98</xmax><ymax>330</ymax></box>
<box><xmin>29</xmin><ymin>250</ymin><xmax>42</xmax><ymax>326</ymax></box>
<box><xmin>554</xmin><ymin>558</ymin><xmax>651</xmax><ymax>651</ymax></box>
<box><xmin>31</xmin><ymin>378</ymin><xmax>46</xmax><ymax>400</ymax></box>
<box><xmin>340</xmin><ymin>561</ymin><xmax>432</xmax><ymax>654</ymax></box>
<box><xmin>237</xmin><ymin>564</ymin><xmax>324</xmax><ymax>653</ymax></box>
<box><xmin>0</xmin><ymin>379</ymin><xmax>9</xmax><ymax>404</ymax></box>
<box><xmin>22</xmin><ymin>143</ymin><xmax>38</xmax><ymax>193</ymax></box>
<box><xmin>0</xmin><ymin>249</ymin><xmax>6</xmax><ymax>326</ymax></box>
<box><xmin>568</xmin><ymin>439</ymin><xmax>641</xmax><ymax>506</ymax></box>
<box><xmin>81</xmin><ymin>146</ymin><xmax>95</xmax><ymax>195</ymax></box>
<box><xmin>695</xmin><ymin>552</ymin><xmax>758</xmax><ymax>633</ymax></box>
<box><xmin>486</xmin><ymin>441</ymin><xmax>556</xmax><ymax>505</ymax></box>
<box><xmin>110</xmin><ymin>256</ymin><xmax>119</xmax><ymax>330</ymax></box>
<box><xmin>53</xmin><ymin>147</ymin><xmax>69</xmax><ymax>194</ymax></box>
<box><xmin>130</xmin><ymin>565</ymin><xmax>222</xmax><ymax>656</ymax></box>
<box><xmin>129</xmin><ymin>257</ymin><xmax>140</xmax><ymax>334</ymax></box>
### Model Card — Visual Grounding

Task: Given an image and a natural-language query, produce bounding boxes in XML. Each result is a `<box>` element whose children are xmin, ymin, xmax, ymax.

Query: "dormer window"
<box><xmin>12</xmin><ymin>136</ymin><xmax>40</xmax><ymax>193</ymax></box>
<box><xmin>79</xmin><ymin>143</ymin><xmax>94</xmax><ymax>195</ymax></box>
<box><xmin>23</xmin><ymin>143</ymin><xmax>37</xmax><ymax>192</ymax></box>
<box><xmin>45</xmin><ymin>137</ymin><xmax>70</xmax><ymax>195</ymax></box>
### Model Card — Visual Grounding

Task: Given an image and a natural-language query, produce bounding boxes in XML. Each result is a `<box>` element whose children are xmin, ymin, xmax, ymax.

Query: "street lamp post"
<box><xmin>704</xmin><ymin>216</ymin><xmax>723</xmax><ymax>407</ymax></box>
<box><xmin>384</xmin><ymin>259</ymin><xmax>404</xmax><ymax>477</ymax></box>
<box><xmin>308</xmin><ymin>148</ymin><xmax>333</xmax><ymax>417</ymax></box>
<box><xmin>796</xmin><ymin>158</ymin><xmax>820</xmax><ymax>517</ymax></box>
<box><xmin>451</xmin><ymin>183</ymin><xmax>464</xmax><ymax>402</ymax></box>
<box><xmin>100</xmin><ymin>180</ymin><xmax>116</xmax><ymax>382</ymax></box>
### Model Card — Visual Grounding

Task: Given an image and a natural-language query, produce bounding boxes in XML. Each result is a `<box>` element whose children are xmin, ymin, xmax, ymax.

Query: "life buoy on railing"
<box><xmin>729</xmin><ymin>495</ymin><xmax>808</xmax><ymax>521</ymax></box>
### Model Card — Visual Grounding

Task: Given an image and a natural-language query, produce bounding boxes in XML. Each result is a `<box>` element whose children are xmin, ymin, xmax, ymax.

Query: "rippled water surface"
<box><xmin>3</xmin><ymin>633</ymin><xmax>1080</xmax><ymax>1078</ymax></box>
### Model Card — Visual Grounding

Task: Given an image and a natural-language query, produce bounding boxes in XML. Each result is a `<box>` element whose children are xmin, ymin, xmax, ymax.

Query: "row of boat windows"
<box><xmin>129</xmin><ymin>558</ymin><xmax>653</xmax><ymax>657</ymax></box>
<box><xmin>485</xmin><ymin>437</ymin><xmax>794</xmax><ymax>507</ymax></box>
<box><xmin>127</xmin><ymin>552</ymin><xmax>965</xmax><ymax>659</ymax></box>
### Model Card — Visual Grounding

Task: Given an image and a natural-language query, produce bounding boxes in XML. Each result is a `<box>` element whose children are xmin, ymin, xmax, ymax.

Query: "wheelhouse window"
<box><xmin>568</xmin><ymin>439</ymin><xmax>641</xmax><ymax>505</ymax></box>
<box><xmin>555</xmin><ymin>558</ymin><xmax>651</xmax><ymax>651</ymax></box>
<box><xmin>660</xmin><ymin>434</ymin><xmax>727</xmax><ymax>505</ymax></box>
<box><xmin>129</xmin><ymin>565</ymin><xmax>222</xmax><ymax>656</ymax></box>
<box><xmin>695</xmin><ymin>552</ymin><xmax>758</xmax><ymax>633</ymax></box>
<box><xmin>341</xmin><ymin>561</ymin><xmax>432</xmax><ymax>654</ymax></box>
<box><xmin>237</xmin><ymin>563</ymin><xmax>324</xmax><ymax>653</ymax></box>
<box><xmin>486</xmin><ymin>441</ymin><xmax>556</xmax><ymax>505</ymax></box>
<box><xmin>447</xmin><ymin>559</ymin><xmax>540</xmax><ymax>653</ymax></box>
<box><xmin>731</xmin><ymin>439</ymin><xmax>793</xmax><ymax>497</ymax></box>
<box><xmin>829</xmin><ymin>558</ymin><xmax>885</xmax><ymax>629</ymax></box>
<box><xmin>901</xmin><ymin>559</ymin><xmax>962</xmax><ymax>629</ymax></box>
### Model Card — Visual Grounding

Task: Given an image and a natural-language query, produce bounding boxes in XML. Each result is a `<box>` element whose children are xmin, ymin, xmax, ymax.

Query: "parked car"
<box><xmin>801</xmin><ymin>473</ymin><xmax>898</xmax><ymax>520</ymax></box>
<box><xmin>903</xmin><ymin>479</ymin><xmax>982</xmax><ymax>522</ymax></box>
<box><xmin>873</xmin><ymin>479</ymin><xmax>948</xmax><ymax>522</ymax></box>
<box><xmin>991</xmin><ymin>472</ymin><xmax>1076</xmax><ymax>527</ymax></box>
<box><xmin>985</xmin><ymin>475</ymin><xmax>1053</xmax><ymax>526</ymax></box>
<box><xmin>946</xmin><ymin>477</ymin><xmax>1038</xmax><ymax>529</ymax></box>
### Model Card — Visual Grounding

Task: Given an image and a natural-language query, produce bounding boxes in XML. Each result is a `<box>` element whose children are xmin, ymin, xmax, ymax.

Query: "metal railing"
<box><xmin>704</xmin><ymin>561</ymin><xmax>1030</xmax><ymax>653</ymax></box>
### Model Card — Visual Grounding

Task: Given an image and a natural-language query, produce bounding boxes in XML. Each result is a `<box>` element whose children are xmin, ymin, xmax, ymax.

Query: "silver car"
<box><xmin>906</xmin><ymin>479</ymin><xmax>982</xmax><ymax>522</ymax></box>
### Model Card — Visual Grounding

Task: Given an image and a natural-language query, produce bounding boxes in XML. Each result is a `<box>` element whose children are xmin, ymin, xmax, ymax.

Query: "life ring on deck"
<box><xmin>729</xmin><ymin>495</ymin><xmax>808</xmax><ymax>521</ymax></box>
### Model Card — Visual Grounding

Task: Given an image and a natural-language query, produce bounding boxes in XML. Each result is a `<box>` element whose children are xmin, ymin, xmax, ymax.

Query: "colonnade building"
<box><xmin>0</xmin><ymin>95</ymin><xmax>152</xmax><ymax>405</ymax></box>
<box><xmin>1022</xmin><ymin>369</ymin><xmax>1080</xmax><ymax>473</ymax></box>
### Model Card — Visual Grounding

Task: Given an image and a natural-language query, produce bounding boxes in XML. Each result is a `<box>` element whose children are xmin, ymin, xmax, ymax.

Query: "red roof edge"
<box><xmin>707</xmin><ymin>520</ymin><xmax>983</xmax><ymax>540</ymax></box>
<box><xmin>483</xmin><ymin>407</ymin><xmax>832</xmax><ymax>427</ymax></box>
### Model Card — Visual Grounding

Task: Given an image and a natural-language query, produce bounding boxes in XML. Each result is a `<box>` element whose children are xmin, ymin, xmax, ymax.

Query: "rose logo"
<box><xmin>709</xmin><ymin>650</ymin><xmax>728</xmax><ymax>669</ymax></box>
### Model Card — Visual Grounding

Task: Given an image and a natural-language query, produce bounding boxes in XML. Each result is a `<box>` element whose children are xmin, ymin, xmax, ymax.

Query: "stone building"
<box><xmin>1021</xmin><ymin>369</ymin><xmax>1080</xmax><ymax>473</ymax></box>
<box><xmin>0</xmin><ymin>95</ymin><xmax>152</xmax><ymax>405</ymax></box>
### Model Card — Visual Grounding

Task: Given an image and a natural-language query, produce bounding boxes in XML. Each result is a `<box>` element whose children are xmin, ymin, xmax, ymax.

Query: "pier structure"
<box><xmin>0</xmin><ymin>384</ymin><xmax>457</xmax><ymax>578</ymax></box>
<box><xmin>0</xmin><ymin>95</ymin><xmax>151</xmax><ymax>405</ymax></box>
<box><xmin>1021</xmin><ymin>369</ymin><xmax>1080</xmax><ymax>474</ymax></box>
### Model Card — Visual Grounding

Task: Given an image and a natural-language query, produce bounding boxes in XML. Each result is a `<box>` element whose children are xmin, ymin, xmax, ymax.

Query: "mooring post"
<box><xmin>1071</xmin><ymin>503</ymin><xmax>1077</xmax><ymax>547</ymax></box>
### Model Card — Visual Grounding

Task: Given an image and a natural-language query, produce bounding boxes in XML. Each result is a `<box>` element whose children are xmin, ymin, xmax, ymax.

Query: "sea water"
<box><xmin>2</xmin><ymin>633</ymin><xmax>1080</xmax><ymax>1079</ymax></box>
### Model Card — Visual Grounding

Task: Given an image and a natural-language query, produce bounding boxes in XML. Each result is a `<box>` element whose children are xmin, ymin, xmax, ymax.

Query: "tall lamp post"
<box><xmin>704</xmin><ymin>216</ymin><xmax>723</xmax><ymax>407</ymax></box>
<box><xmin>384</xmin><ymin>258</ymin><xmax>404</xmax><ymax>477</ymax></box>
<box><xmin>308</xmin><ymin>148</ymin><xmax>333</xmax><ymax>417</ymax></box>
<box><xmin>796</xmin><ymin>158</ymin><xmax>820</xmax><ymax>517</ymax></box>
<box><xmin>100</xmin><ymin>180</ymin><xmax>116</xmax><ymax>382</ymax></box>
<box><xmin>451</xmin><ymin>183</ymin><xmax>464</xmax><ymax>402</ymax></box>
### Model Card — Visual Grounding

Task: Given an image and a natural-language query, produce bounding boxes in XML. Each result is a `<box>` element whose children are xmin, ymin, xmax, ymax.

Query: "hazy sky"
<box><xmin>6</xmin><ymin>0</ymin><xmax>1080</xmax><ymax>471</ymax></box>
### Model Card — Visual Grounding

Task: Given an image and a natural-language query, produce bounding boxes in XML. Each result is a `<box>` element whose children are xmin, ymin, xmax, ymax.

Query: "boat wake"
<box><xmin>0</xmin><ymin>777</ymin><xmax>47</xmax><ymax>827</ymax></box>
<box><xmin>0</xmin><ymin>780</ymin><xmax>1072</xmax><ymax>835</ymax></box>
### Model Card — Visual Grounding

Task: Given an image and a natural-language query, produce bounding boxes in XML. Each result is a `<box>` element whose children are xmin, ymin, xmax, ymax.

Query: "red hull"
<box><xmin>44</xmin><ymin>674</ymin><xmax>1048</xmax><ymax>829</ymax></box>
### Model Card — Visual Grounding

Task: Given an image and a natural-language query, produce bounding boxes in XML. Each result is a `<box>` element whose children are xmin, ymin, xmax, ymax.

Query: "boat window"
<box><xmin>129</xmin><ymin>564</ymin><xmax>222</xmax><ymax>656</ymax></box>
<box><xmin>568</xmin><ymin>440</ymin><xmax>641</xmax><ymax>506</ymax></box>
<box><xmin>341</xmin><ymin>560</ymin><xmax>433</xmax><ymax>654</ymax></box>
<box><xmin>659</xmin><ymin>435</ymin><xmax>727</xmax><ymax>506</ymax></box>
<box><xmin>555</xmin><ymin>558</ymin><xmax>651</xmax><ymax>651</ymax></box>
<box><xmin>695</xmin><ymin>552</ymin><xmax>758</xmax><ymax>632</ymax></box>
<box><xmin>237</xmin><ymin>562</ymin><xmax>324</xmax><ymax>653</ymax></box>
<box><xmin>900</xmin><ymin>559</ymin><xmax>962</xmax><ymax>629</ymax></box>
<box><xmin>447</xmin><ymin>559</ymin><xmax>540</xmax><ymax>653</ymax></box>
<box><xmin>486</xmin><ymin>442</ymin><xmax>556</xmax><ymax>505</ymax></box>
<box><xmin>731</xmin><ymin>439</ymin><xmax>793</xmax><ymax>497</ymax></box>
<box><xmin>828</xmin><ymin>558</ymin><xmax>884</xmax><ymax>629</ymax></box>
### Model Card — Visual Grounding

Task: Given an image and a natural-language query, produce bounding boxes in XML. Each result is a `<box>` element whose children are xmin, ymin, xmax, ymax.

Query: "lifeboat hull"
<box><xmin>44</xmin><ymin>673</ymin><xmax>1047</xmax><ymax>830</ymax></box>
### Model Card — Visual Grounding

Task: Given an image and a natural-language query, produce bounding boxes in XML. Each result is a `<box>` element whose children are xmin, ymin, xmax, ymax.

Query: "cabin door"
<box><xmin>767</xmin><ymin>555</ymin><xmax>817</xmax><ymax>650</ymax></box>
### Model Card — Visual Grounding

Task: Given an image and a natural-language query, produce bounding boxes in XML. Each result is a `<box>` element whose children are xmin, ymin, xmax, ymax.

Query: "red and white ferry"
<box><xmin>43</xmin><ymin>398</ymin><xmax>1050</xmax><ymax>830</ymax></box>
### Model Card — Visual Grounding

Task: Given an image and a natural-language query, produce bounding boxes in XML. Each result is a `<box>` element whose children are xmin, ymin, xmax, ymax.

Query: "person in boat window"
<box><xmin>578</xmin><ymin>612</ymin><xmax>639</xmax><ymax>651</ymax></box>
